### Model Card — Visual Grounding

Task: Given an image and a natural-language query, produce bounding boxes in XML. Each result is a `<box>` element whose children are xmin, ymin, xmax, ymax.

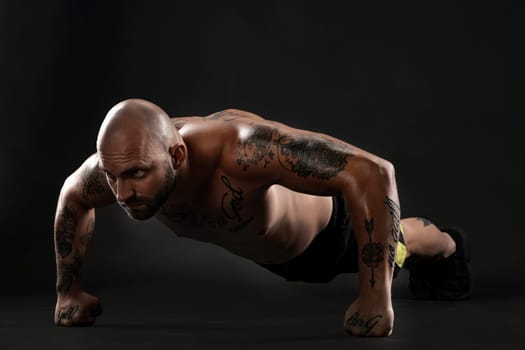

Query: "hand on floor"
<box><xmin>343</xmin><ymin>296</ymin><xmax>394</xmax><ymax>337</ymax></box>
<box><xmin>54</xmin><ymin>290</ymin><xmax>102</xmax><ymax>326</ymax></box>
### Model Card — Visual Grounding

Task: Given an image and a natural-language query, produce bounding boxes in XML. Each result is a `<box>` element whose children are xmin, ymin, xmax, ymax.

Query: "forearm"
<box><xmin>54</xmin><ymin>198</ymin><xmax>95</xmax><ymax>296</ymax></box>
<box><xmin>345</xmin><ymin>165</ymin><xmax>401</xmax><ymax>299</ymax></box>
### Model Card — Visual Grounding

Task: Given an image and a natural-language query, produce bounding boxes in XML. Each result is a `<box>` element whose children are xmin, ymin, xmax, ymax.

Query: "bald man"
<box><xmin>53</xmin><ymin>99</ymin><xmax>470</xmax><ymax>336</ymax></box>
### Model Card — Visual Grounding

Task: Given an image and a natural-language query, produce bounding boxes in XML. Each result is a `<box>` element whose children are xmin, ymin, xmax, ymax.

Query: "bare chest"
<box><xmin>155</xmin><ymin>173</ymin><xmax>270</xmax><ymax>245</ymax></box>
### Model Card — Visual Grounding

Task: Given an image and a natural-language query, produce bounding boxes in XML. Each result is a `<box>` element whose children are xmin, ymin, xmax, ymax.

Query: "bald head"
<box><xmin>97</xmin><ymin>99</ymin><xmax>179</xmax><ymax>153</ymax></box>
<box><xmin>96</xmin><ymin>99</ymin><xmax>182</xmax><ymax>220</ymax></box>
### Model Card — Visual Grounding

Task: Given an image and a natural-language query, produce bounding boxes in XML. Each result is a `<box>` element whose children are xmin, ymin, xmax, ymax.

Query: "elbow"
<box><xmin>361</xmin><ymin>158</ymin><xmax>396</xmax><ymax>190</ymax></box>
<box><xmin>377</xmin><ymin>159</ymin><xmax>395</xmax><ymax>180</ymax></box>
<box><xmin>342</xmin><ymin>158</ymin><xmax>395</xmax><ymax>198</ymax></box>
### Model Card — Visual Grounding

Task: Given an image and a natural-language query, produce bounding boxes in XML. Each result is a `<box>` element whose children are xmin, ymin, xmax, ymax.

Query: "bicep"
<box><xmin>225</xmin><ymin>120</ymin><xmax>379</xmax><ymax>196</ymax></box>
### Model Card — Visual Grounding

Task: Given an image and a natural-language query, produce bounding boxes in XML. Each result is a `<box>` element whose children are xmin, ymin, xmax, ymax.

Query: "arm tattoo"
<box><xmin>79</xmin><ymin>217</ymin><xmax>94</xmax><ymax>248</ymax></box>
<box><xmin>416</xmin><ymin>217</ymin><xmax>432</xmax><ymax>227</ymax></box>
<box><xmin>345</xmin><ymin>312</ymin><xmax>383</xmax><ymax>335</ymax></box>
<box><xmin>236</xmin><ymin>125</ymin><xmax>352</xmax><ymax>180</ymax></box>
<box><xmin>384</xmin><ymin>196</ymin><xmax>400</xmax><ymax>242</ymax></box>
<box><xmin>388</xmin><ymin>244</ymin><xmax>395</xmax><ymax>268</ymax></box>
<box><xmin>57</xmin><ymin>253</ymin><xmax>82</xmax><ymax>296</ymax></box>
<box><xmin>236</xmin><ymin>126</ymin><xmax>276</xmax><ymax>170</ymax></box>
<box><xmin>55</xmin><ymin>206</ymin><xmax>77</xmax><ymax>258</ymax></box>
<box><xmin>361</xmin><ymin>218</ymin><xmax>384</xmax><ymax>288</ymax></box>
<box><xmin>81</xmin><ymin>166</ymin><xmax>107</xmax><ymax>201</ymax></box>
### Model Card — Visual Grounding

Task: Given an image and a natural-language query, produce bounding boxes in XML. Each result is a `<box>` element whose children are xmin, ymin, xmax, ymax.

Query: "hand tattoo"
<box><xmin>57</xmin><ymin>305</ymin><xmax>80</xmax><ymax>321</ymax></box>
<box><xmin>346</xmin><ymin>312</ymin><xmax>383</xmax><ymax>335</ymax></box>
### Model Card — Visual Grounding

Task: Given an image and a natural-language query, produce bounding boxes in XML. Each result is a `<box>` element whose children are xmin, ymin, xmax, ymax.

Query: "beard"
<box><xmin>122</xmin><ymin>161</ymin><xmax>176</xmax><ymax>220</ymax></box>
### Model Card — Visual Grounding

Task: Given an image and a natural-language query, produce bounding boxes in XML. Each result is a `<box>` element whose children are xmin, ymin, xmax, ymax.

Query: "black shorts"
<box><xmin>258</xmin><ymin>195</ymin><xmax>406</xmax><ymax>283</ymax></box>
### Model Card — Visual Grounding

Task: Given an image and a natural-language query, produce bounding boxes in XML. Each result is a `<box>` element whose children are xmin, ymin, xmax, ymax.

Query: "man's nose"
<box><xmin>116</xmin><ymin>179</ymin><xmax>134</xmax><ymax>203</ymax></box>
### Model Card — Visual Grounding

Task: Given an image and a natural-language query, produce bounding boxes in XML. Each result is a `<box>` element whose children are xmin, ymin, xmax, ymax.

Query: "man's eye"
<box><xmin>131</xmin><ymin>169</ymin><xmax>146</xmax><ymax>178</ymax></box>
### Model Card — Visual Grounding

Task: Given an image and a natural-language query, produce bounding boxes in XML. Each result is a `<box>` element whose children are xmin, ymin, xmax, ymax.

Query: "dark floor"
<box><xmin>1</xmin><ymin>277</ymin><xmax>524</xmax><ymax>350</ymax></box>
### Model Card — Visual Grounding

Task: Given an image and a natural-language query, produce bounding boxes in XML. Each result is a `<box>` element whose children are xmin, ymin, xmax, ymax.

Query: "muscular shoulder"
<box><xmin>61</xmin><ymin>153</ymin><xmax>115</xmax><ymax>208</ymax></box>
<box><xmin>173</xmin><ymin>109</ymin><xmax>273</xmax><ymax>168</ymax></box>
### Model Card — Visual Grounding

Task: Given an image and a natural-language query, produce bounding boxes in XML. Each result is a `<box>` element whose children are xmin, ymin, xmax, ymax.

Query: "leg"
<box><xmin>400</xmin><ymin>217</ymin><xmax>456</xmax><ymax>260</ymax></box>
<box><xmin>400</xmin><ymin>217</ymin><xmax>471</xmax><ymax>300</ymax></box>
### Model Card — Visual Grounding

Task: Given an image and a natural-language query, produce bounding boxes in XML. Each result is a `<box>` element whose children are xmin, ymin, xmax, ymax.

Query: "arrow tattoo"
<box><xmin>362</xmin><ymin>218</ymin><xmax>384</xmax><ymax>288</ymax></box>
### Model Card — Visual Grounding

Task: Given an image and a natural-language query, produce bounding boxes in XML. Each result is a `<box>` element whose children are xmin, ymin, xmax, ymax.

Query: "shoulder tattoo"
<box><xmin>236</xmin><ymin>124</ymin><xmax>352</xmax><ymax>180</ymax></box>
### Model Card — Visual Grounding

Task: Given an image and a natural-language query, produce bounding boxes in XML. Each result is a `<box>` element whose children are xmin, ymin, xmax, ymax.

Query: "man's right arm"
<box><xmin>54</xmin><ymin>153</ymin><xmax>115</xmax><ymax>326</ymax></box>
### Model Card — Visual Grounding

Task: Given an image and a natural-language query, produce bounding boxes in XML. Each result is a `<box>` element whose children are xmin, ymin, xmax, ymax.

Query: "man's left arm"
<box><xmin>222</xmin><ymin>115</ymin><xmax>400</xmax><ymax>337</ymax></box>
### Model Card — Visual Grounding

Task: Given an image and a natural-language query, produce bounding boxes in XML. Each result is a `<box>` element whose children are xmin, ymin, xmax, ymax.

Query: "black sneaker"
<box><xmin>404</xmin><ymin>226</ymin><xmax>471</xmax><ymax>300</ymax></box>
<box><xmin>433</xmin><ymin>226</ymin><xmax>471</xmax><ymax>300</ymax></box>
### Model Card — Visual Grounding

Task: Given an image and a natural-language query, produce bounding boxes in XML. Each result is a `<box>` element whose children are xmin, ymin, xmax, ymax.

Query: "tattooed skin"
<box><xmin>416</xmin><ymin>217</ymin><xmax>432</xmax><ymax>227</ymax></box>
<box><xmin>236</xmin><ymin>125</ymin><xmax>352</xmax><ymax>180</ymax></box>
<box><xmin>209</xmin><ymin>111</ymin><xmax>241</xmax><ymax>122</ymax></box>
<box><xmin>81</xmin><ymin>166</ymin><xmax>106</xmax><ymax>201</ymax></box>
<box><xmin>221</xmin><ymin>176</ymin><xmax>245</xmax><ymax>222</ymax></box>
<box><xmin>388</xmin><ymin>244</ymin><xmax>396</xmax><ymax>268</ymax></box>
<box><xmin>362</xmin><ymin>218</ymin><xmax>384</xmax><ymax>288</ymax></box>
<box><xmin>57</xmin><ymin>305</ymin><xmax>80</xmax><ymax>321</ymax></box>
<box><xmin>278</xmin><ymin>134</ymin><xmax>350</xmax><ymax>179</ymax></box>
<box><xmin>161</xmin><ymin>175</ymin><xmax>253</xmax><ymax>232</ymax></box>
<box><xmin>236</xmin><ymin>126</ymin><xmax>276</xmax><ymax>170</ymax></box>
<box><xmin>55</xmin><ymin>206</ymin><xmax>77</xmax><ymax>258</ymax></box>
<box><xmin>345</xmin><ymin>312</ymin><xmax>383</xmax><ymax>335</ymax></box>
<box><xmin>384</xmin><ymin>196</ymin><xmax>400</xmax><ymax>243</ymax></box>
<box><xmin>57</xmin><ymin>254</ymin><xmax>82</xmax><ymax>296</ymax></box>
<box><xmin>79</xmin><ymin>217</ymin><xmax>94</xmax><ymax>248</ymax></box>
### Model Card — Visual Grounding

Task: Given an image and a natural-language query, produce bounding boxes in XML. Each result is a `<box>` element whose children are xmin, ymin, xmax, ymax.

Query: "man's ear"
<box><xmin>169</xmin><ymin>144</ymin><xmax>186</xmax><ymax>168</ymax></box>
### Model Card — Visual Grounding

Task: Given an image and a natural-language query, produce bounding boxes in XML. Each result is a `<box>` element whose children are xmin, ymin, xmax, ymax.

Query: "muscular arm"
<box><xmin>54</xmin><ymin>153</ymin><xmax>114</xmax><ymax>325</ymax></box>
<box><xmin>220</xmin><ymin>110</ymin><xmax>400</xmax><ymax>336</ymax></box>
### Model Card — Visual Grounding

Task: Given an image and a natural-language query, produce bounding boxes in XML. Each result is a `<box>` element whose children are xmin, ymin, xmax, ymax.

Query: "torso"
<box><xmin>154</xmin><ymin>113</ymin><xmax>333</xmax><ymax>264</ymax></box>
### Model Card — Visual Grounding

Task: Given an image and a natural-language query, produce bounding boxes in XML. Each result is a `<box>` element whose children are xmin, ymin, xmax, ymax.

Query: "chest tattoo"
<box><xmin>162</xmin><ymin>175</ymin><xmax>254</xmax><ymax>233</ymax></box>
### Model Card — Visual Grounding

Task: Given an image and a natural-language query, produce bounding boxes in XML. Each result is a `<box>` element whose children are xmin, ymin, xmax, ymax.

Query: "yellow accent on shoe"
<box><xmin>396</xmin><ymin>224</ymin><xmax>407</xmax><ymax>268</ymax></box>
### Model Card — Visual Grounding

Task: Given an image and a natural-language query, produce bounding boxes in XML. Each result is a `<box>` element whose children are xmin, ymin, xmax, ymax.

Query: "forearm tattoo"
<box><xmin>79</xmin><ymin>217</ymin><xmax>95</xmax><ymax>249</ymax></box>
<box><xmin>236</xmin><ymin>124</ymin><xmax>352</xmax><ymax>180</ymax></box>
<box><xmin>387</xmin><ymin>244</ymin><xmax>395</xmax><ymax>268</ymax></box>
<box><xmin>384</xmin><ymin>196</ymin><xmax>400</xmax><ymax>268</ymax></box>
<box><xmin>346</xmin><ymin>312</ymin><xmax>383</xmax><ymax>335</ymax></box>
<box><xmin>384</xmin><ymin>196</ymin><xmax>400</xmax><ymax>243</ymax></box>
<box><xmin>361</xmin><ymin>218</ymin><xmax>384</xmax><ymax>288</ymax></box>
<box><xmin>55</xmin><ymin>206</ymin><xmax>77</xmax><ymax>258</ymax></box>
<box><xmin>57</xmin><ymin>254</ymin><xmax>82</xmax><ymax>296</ymax></box>
<box><xmin>81</xmin><ymin>166</ymin><xmax>107</xmax><ymax>201</ymax></box>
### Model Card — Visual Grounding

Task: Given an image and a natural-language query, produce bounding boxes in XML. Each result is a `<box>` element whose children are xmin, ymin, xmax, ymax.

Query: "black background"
<box><xmin>1</xmin><ymin>0</ymin><xmax>522</xmax><ymax>302</ymax></box>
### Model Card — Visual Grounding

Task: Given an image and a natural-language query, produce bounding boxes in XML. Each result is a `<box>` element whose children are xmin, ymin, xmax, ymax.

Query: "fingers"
<box><xmin>344</xmin><ymin>324</ymin><xmax>392</xmax><ymax>337</ymax></box>
<box><xmin>55</xmin><ymin>315</ymin><xmax>96</xmax><ymax>327</ymax></box>
<box><xmin>89</xmin><ymin>300</ymin><xmax>103</xmax><ymax>317</ymax></box>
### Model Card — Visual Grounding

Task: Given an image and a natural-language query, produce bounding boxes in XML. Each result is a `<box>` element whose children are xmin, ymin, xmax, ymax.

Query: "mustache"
<box><xmin>122</xmin><ymin>196</ymin><xmax>151</xmax><ymax>206</ymax></box>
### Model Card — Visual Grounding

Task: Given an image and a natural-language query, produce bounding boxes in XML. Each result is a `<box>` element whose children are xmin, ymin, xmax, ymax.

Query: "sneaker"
<box><xmin>434</xmin><ymin>226</ymin><xmax>471</xmax><ymax>300</ymax></box>
<box><xmin>404</xmin><ymin>226</ymin><xmax>471</xmax><ymax>300</ymax></box>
